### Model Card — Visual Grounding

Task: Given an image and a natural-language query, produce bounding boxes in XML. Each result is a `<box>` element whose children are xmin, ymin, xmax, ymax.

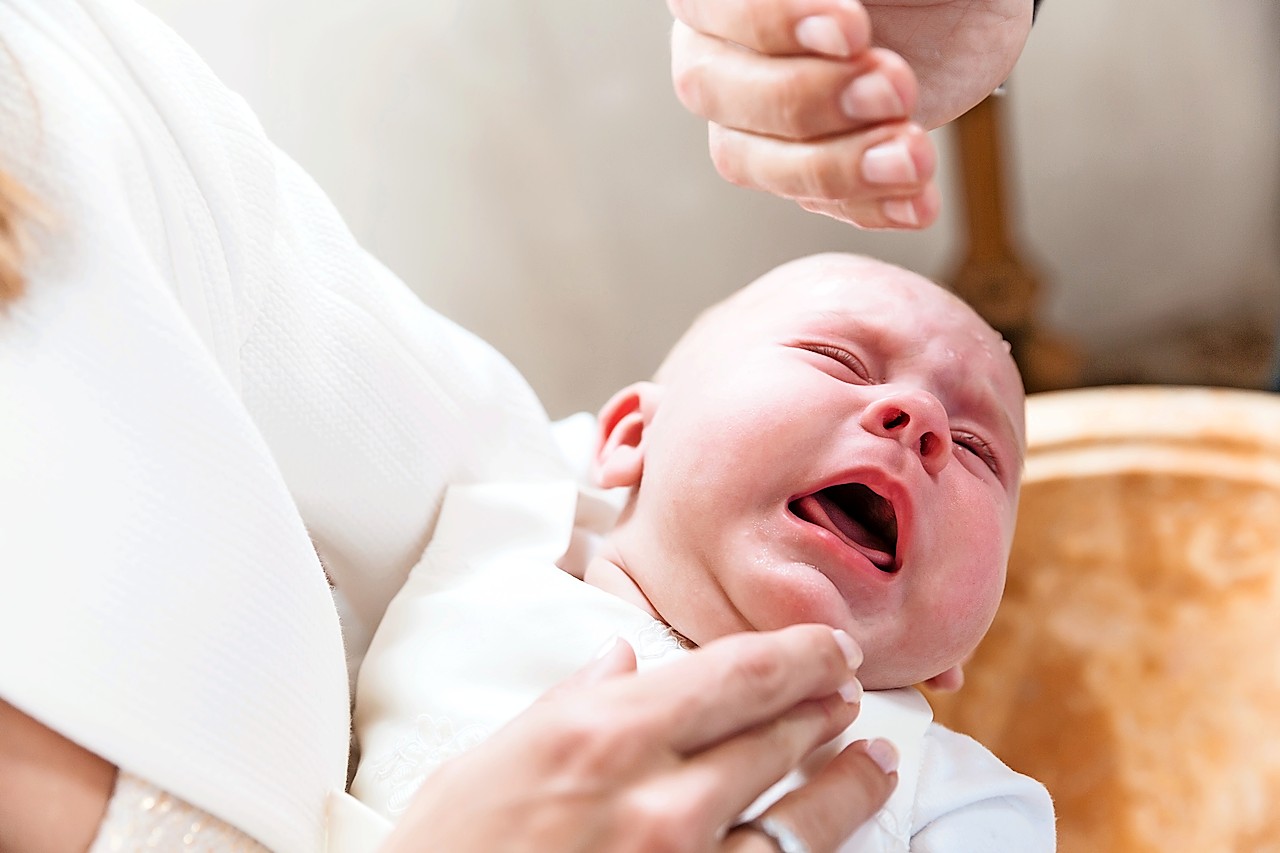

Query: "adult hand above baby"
<box><xmin>668</xmin><ymin>0</ymin><xmax>1034</xmax><ymax>229</ymax></box>
<box><xmin>383</xmin><ymin>625</ymin><xmax>898</xmax><ymax>852</ymax></box>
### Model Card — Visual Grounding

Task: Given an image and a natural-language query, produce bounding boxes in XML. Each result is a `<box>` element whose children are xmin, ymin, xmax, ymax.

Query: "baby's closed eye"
<box><xmin>951</xmin><ymin>430</ymin><xmax>1000</xmax><ymax>477</ymax></box>
<box><xmin>800</xmin><ymin>343</ymin><xmax>873</xmax><ymax>383</ymax></box>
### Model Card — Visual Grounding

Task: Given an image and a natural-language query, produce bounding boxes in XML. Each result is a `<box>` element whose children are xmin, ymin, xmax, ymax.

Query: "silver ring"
<box><xmin>736</xmin><ymin>816</ymin><xmax>811</xmax><ymax>853</ymax></box>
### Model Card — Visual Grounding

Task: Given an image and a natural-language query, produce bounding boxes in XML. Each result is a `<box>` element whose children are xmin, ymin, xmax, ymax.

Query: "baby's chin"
<box><xmin>856</xmin><ymin>649</ymin><xmax>968</xmax><ymax>692</ymax></box>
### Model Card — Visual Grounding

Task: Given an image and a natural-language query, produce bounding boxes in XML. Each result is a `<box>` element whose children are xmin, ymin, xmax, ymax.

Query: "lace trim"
<box><xmin>89</xmin><ymin>771</ymin><xmax>268</xmax><ymax>852</ymax></box>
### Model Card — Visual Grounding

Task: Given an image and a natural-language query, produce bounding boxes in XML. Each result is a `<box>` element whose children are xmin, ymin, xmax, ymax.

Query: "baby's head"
<box><xmin>590</xmin><ymin>253</ymin><xmax>1026</xmax><ymax>689</ymax></box>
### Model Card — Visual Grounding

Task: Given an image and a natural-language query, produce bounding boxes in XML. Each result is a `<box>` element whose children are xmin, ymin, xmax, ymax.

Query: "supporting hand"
<box><xmin>387</xmin><ymin>625</ymin><xmax>897</xmax><ymax>852</ymax></box>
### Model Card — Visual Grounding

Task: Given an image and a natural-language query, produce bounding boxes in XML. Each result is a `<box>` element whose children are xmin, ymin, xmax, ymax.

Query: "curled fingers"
<box><xmin>724</xmin><ymin>739</ymin><xmax>900</xmax><ymax>853</ymax></box>
<box><xmin>709</xmin><ymin>121</ymin><xmax>937</xmax><ymax>229</ymax></box>
<box><xmin>614</xmin><ymin>625</ymin><xmax>863</xmax><ymax>756</ymax></box>
<box><xmin>668</xmin><ymin>0</ymin><xmax>871</xmax><ymax>58</ymax></box>
<box><xmin>608</xmin><ymin>692</ymin><xmax>862</xmax><ymax>851</ymax></box>
<box><xmin>673</xmin><ymin>29</ymin><xmax>916</xmax><ymax>141</ymax></box>
<box><xmin>668</xmin><ymin>0</ymin><xmax>941</xmax><ymax>229</ymax></box>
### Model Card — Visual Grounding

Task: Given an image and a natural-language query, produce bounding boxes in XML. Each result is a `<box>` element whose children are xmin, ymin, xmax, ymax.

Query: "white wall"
<box><xmin>141</xmin><ymin>0</ymin><xmax>1280</xmax><ymax>416</ymax></box>
<box><xmin>1012</xmin><ymin>0</ymin><xmax>1280</xmax><ymax>350</ymax></box>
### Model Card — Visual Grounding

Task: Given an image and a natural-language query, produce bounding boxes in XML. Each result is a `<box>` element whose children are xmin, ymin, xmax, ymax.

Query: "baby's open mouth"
<box><xmin>789</xmin><ymin>483</ymin><xmax>899</xmax><ymax>572</ymax></box>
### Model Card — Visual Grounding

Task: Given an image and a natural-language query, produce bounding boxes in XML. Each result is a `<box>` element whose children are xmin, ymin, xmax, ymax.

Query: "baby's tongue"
<box><xmin>792</xmin><ymin>493</ymin><xmax>894</xmax><ymax>568</ymax></box>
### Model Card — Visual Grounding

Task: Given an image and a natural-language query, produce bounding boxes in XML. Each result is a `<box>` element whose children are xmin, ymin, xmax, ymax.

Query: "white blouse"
<box><xmin>0</xmin><ymin>0</ymin><xmax>566</xmax><ymax>849</ymax></box>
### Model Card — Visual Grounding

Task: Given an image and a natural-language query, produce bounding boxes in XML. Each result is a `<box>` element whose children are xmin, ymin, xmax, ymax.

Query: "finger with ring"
<box><xmin>735</xmin><ymin>815</ymin><xmax>811</xmax><ymax>853</ymax></box>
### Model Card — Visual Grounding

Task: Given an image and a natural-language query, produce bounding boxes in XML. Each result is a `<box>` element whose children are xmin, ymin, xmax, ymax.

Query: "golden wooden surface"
<box><xmin>927</xmin><ymin>386</ymin><xmax>1280</xmax><ymax>852</ymax></box>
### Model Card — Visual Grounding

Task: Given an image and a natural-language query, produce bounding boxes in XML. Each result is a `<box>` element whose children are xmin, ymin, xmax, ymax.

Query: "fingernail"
<box><xmin>882</xmin><ymin>198</ymin><xmax>919</xmax><ymax>227</ymax></box>
<box><xmin>841</xmin><ymin>73</ymin><xmax>904</xmax><ymax>122</ymax></box>
<box><xmin>593</xmin><ymin>635</ymin><xmax>621</xmax><ymax>659</ymax></box>
<box><xmin>864</xmin><ymin>738</ymin><xmax>899</xmax><ymax>774</ymax></box>
<box><xmin>795</xmin><ymin>16</ymin><xmax>850</xmax><ymax>58</ymax></box>
<box><xmin>832</xmin><ymin>629</ymin><xmax>862</xmax><ymax>670</ymax></box>
<box><xmin>861</xmin><ymin>140</ymin><xmax>918</xmax><ymax>186</ymax></box>
<box><xmin>838</xmin><ymin>677</ymin><xmax>863</xmax><ymax>705</ymax></box>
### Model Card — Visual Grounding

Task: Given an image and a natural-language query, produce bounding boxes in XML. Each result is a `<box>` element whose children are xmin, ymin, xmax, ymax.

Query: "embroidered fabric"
<box><xmin>89</xmin><ymin>772</ymin><xmax>267</xmax><ymax>852</ymax></box>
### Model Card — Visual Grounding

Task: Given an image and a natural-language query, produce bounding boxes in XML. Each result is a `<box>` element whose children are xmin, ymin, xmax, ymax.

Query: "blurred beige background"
<box><xmin>141</xmin><ymin>0</ymin><xmax>1280</xmax><ymax>417</ymax></box>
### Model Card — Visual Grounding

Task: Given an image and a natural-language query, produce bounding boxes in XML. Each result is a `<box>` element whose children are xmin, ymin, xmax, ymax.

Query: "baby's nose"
<box><xmin>861</xmin><ymin>391</ymin><xmax>951</xmax><ymax>475</ymax></box>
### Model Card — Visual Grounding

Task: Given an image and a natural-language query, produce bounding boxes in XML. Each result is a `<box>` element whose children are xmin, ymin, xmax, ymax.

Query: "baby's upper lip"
<box><xmin>788</xmin><ymin>477</ymin><xmax>907</xmax><ymax>572</ymax></box>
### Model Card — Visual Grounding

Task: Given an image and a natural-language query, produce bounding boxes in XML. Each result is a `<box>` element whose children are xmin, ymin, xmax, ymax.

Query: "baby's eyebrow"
<box><xmin>810</xmin><ymin>311</ymin><xmax>893</xmax><ymax>352</ymax></box>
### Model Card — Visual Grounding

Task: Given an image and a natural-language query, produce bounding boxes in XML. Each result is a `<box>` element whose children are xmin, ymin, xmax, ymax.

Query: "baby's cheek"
<box><xmin>957</xmin><ymin>562</ymin><xmax>1005</xmax><ymax>625</ymax></box>
<box><xmin>939</xmin><ymin>527</ymin><xmax>1008</xmax><ymax>633</ymax></box>
<box><xmin>745</xmin><ymin>560</ymin><xmax>857</xmax><ymax>633</ymax></box>
<box><xmin>938</xmin><ymin>505</ymin><xmax>1008</xmax><ymax>566</ymax></box>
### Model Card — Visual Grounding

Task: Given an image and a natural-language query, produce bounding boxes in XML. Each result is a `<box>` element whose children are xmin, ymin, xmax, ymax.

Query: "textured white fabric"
<box><xmin>350</xmin><ymin>482</ymin><xmax>1055</xmax><ymax>851</ymax></box>
<box><xmin>0</xmin><ymin>1</ymin><xmax>566</xmax><ymax>850</ymax></box>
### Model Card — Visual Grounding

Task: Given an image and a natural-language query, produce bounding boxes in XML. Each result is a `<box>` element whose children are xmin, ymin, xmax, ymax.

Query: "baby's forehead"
<box><xmin>747</xmin><ymin>260</ymin><xmax>990</xmax><ymax>338</ymax></box>
<box><xmin>682</xmin><ymin>255</ymin><xmax>1016</xmax><ymax>370</ymax></box>
<box><xmin>744</xmin><ymin>261</ymin><xmax>1025</xmax><ymax>406</ymax></box>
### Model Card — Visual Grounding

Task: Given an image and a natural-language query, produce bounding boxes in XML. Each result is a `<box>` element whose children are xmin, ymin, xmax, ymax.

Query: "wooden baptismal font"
<box><xmin>927</xmin><ymin>387</ymin><xmax>1280</xmax><ymax>852</ymax></box>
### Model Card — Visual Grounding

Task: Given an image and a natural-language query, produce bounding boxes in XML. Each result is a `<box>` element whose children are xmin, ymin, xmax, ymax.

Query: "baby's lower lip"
<box><xmin>788</xmin><ymin>495</ymin><xmax>897</xmax><ymax>572</ymax></box>
<box><xmin>785</xmin><ymin>507</ymin><xmax>900</xmax><ymax>584</ymax></box>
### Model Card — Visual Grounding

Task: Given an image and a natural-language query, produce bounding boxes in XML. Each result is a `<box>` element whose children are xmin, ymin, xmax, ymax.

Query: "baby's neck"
<box><xmin>582</xmin><ymin>550</ymin><xmax>664</xmax><ymax>623</ymax></box>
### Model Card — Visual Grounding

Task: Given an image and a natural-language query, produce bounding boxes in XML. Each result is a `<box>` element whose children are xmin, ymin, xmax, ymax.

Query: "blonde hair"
<box><xmin>0</xmin><ymin>167</ymin><xmax>34</xmax><ymax>305</ymax></box>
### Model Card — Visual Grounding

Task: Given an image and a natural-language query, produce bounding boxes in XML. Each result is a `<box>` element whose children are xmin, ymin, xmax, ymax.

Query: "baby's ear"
<box><xmin>593</xmin><ymin>382</ymin><xmax>659</xmax><ymax>489</ymax></box>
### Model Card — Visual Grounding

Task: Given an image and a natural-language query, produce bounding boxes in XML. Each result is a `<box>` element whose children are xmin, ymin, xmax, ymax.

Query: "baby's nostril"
<box><xmin>883</xmin><ymin>409</ymin><xmax>909</xmax><ymax>430</ymax></box>
<box><xmin>919</xmin><ymin>432</ymin><xmax>937</xmax><ymax>457</ymax></box>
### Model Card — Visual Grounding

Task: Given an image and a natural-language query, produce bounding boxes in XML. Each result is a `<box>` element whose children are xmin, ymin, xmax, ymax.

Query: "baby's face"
<box><xmin>613</xmin><ymin>255</ymin><xmax>1025</xmax><ymax>689</ymax></box>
